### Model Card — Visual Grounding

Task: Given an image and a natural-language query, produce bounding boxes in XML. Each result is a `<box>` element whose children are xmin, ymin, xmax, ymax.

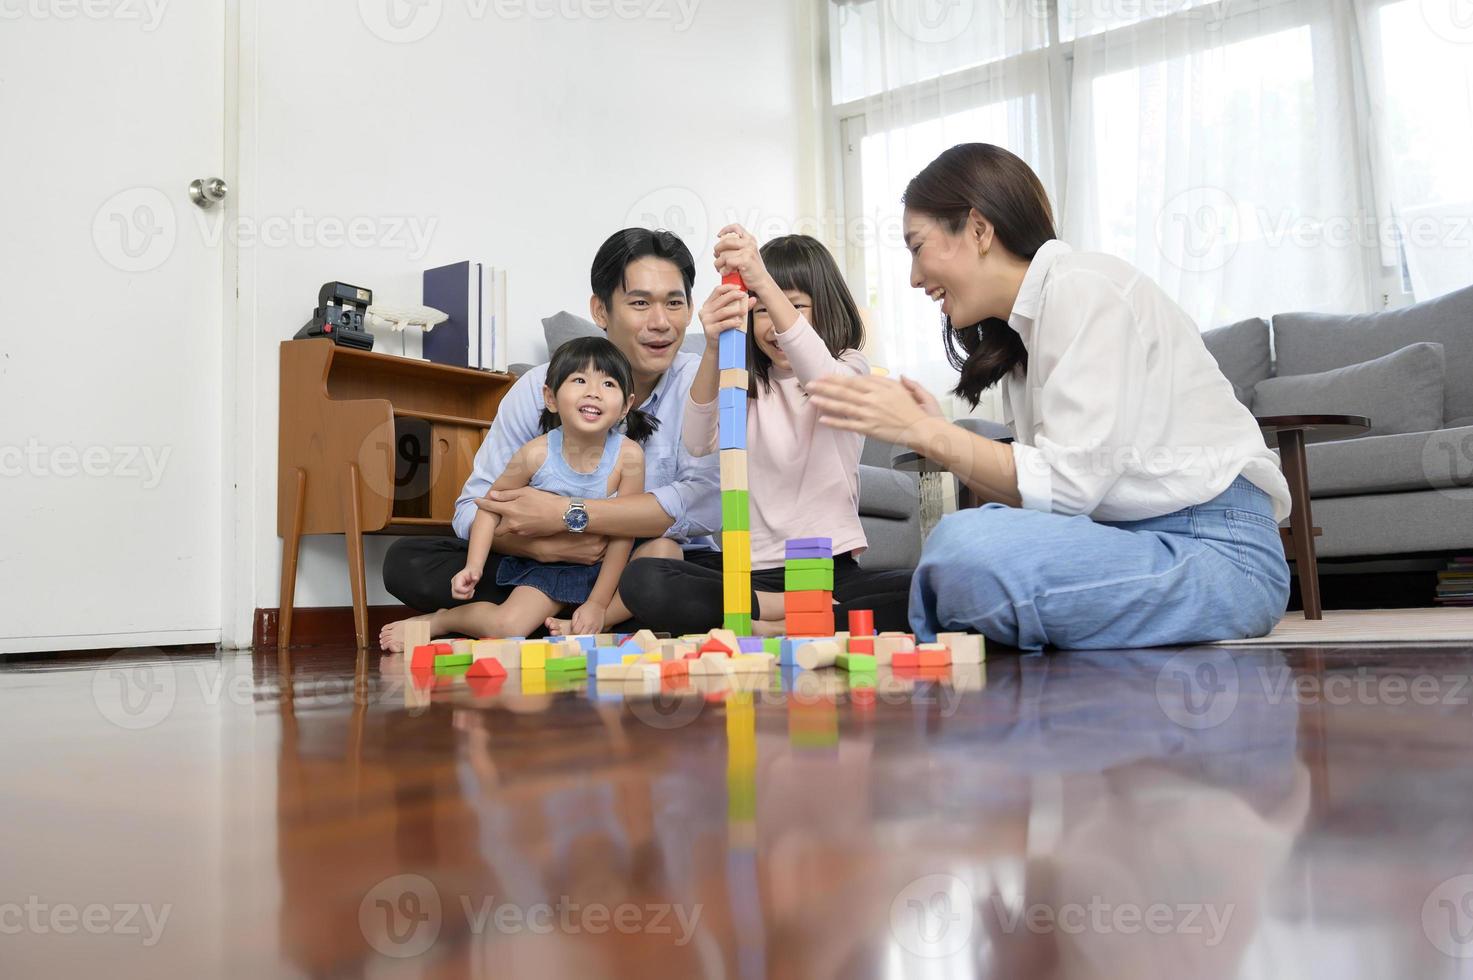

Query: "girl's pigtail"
<box><xmin>621</xmin><ymin>408</ymin><xmax>661</xmax><ymax>444</ymax></box>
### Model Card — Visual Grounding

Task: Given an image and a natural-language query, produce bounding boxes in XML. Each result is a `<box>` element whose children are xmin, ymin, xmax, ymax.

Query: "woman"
<box><xmin>808</xmin><ymin>143</ymin><xmax>1291</xmax><ymax>649</ymax></box>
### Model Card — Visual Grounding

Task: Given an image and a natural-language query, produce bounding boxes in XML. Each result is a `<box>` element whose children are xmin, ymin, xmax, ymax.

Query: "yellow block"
<box><xmin>720</xmin><ymin>449</ymin><xmax>748</xmax><ymax>489</ymax></box>
<box><xmin>520</xmin><ymin>641</ymin><xmax>549</xmax><ymax>671</ymax></box>
<box><xmin>521</xmin><ymin>671</ymin><xmax>547</xmax><ymax>695</ymax></box>
<box><xmin>723</xmin><ymin>575</ymin><xmax>751</xmax><ymax>613</ymax></box>
<box><xmin>722</xmin><ymin>530</ymin><xmax>751</xmax><ymax>572</ymax></box>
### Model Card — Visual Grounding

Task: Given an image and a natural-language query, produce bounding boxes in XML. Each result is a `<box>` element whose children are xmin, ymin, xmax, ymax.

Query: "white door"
<box><xmin>0</xmin><ymin>6</ymin><xmax>225</xmax><ymax>653</ymax></box>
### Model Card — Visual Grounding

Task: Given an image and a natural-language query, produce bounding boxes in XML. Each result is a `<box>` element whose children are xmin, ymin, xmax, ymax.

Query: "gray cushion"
<box><xmin>1273</xmin><ymin>284</ymin><xmax>1473</xmax><ymax>424</ymax></box>
<box><xmin>1201</xmin><ymin>317</ymin><xmax>1272</xmax><ymax>407</ymax></box>
<box><xmin>1308</xmin><ymin>489</ymin><xmax>1473</xmax><ymax>559</ymax></box>
<box><xmin>1301</xmin><ymin>424</ymin><xmax>1473</xmax><ymax>497</ymax></box>
<box><xmin>858</xmin><ymin>464</ymin><xmax>919</xmax><ymax>520</ymax></box>
<box><xmin>541</xmin><ymin>310</ymin><xmax>705</xmax><ymax>360</ymax></box>
<box><xmin>1252</xmin><ymin>343</ymin><xmax>1446</xmax><ymax>439</ymax></box>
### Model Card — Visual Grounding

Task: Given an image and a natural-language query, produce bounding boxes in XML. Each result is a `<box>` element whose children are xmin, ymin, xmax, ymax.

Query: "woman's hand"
<box><xmin>451</xmin><ymin>567</ymin><xmax>481</xmax><ymax>601</ymax></box>
<box><xmin>900</xmin><ymin>375</ymin><xmax>945</xmax><ymax>419</ymax></box>
<box><xmin>570</xmin><ymin>601</ymin><xmax>606</xmax><ymax>635</ymax></box>
<box><xmin>807</xmin><ymin>374</ymin><xmax>941</xmax><ymax>447</ymax></box>
<box><xmin>697</xmin><ymin>283</ymin><xmax>753</xmax><ymax>345</ymax></box>
<box><xmin>713</xmin><ymin>224</ymin><xmax>773</xmax><ymax>294</ymax></box>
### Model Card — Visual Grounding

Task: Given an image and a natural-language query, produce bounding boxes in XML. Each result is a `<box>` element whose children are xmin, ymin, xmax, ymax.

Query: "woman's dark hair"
<box><xmin>539</xmin><ymin>336</ymin><xmax>660</xmax><ymax>443</ymax></box>
<box><xmin>902</xmin><ymin>143</ymin><xmax>1057</xmax><ymax>407</ymax></box>
<box><xmin>749</xmin><ymin>235</ymin><xmax>866</xmax><ymax>395</ymax></box>
<box><xmin>590</xmin><ymin>227</ymin><xmax>696</xmax><ymax>311</ymax></box>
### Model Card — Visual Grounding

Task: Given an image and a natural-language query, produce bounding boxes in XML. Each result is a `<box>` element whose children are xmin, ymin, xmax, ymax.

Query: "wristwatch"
<box><xmin>563</xmin><ymin>497</ymin><xmax>589</xmax><ymax>533</ymax></box>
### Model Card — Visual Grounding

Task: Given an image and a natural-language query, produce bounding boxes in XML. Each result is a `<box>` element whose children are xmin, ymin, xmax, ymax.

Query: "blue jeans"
<box><xmin>909</xmin><ymin>476</ymin><xmax>1291</xmax><ymax>650</ymax></box>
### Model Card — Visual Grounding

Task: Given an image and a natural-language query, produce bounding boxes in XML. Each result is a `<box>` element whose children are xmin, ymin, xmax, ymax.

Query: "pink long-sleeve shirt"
<box><xmin>684</xmin><ymin>315</ymin><xmax>869</xmax><ymax>570</ymax></box>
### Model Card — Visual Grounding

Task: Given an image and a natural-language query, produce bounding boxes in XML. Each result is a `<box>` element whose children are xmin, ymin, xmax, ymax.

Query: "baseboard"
<box><xmin>253</xmin><ymin>606</ymin><xmax>409</xmax><ymax>650</ymax></box>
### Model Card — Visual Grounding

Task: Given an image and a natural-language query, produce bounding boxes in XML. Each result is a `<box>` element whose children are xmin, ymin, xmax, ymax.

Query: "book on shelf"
<box><xmin>422</xmin><ymin>260</ymin><xmax>508</xmax><ymax>371</ymax></box>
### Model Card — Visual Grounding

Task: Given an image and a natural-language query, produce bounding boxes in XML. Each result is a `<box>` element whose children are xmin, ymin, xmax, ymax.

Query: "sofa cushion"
<box><xmin>1301</xmin><ymin>423</ymin><xmax>1473</xmax><ymax>497</ymax></box>
<box><xmin>541</xmin><ymin>310</ymin><xmax>705</xmax><ymax>360</ymax></box>
<box><xmin>1201</xmin><ymin>317</ymin><xmax>1272</xmax><ymax>406</ymax></box>
<box><xmin>858</xmin><ymin>464</ymin><xmax>920</xmax><ymax>520</ymax></box>
<box><xmin>1252</xmin><ymin>343</ymin><xmax>1446</xmax><ymax>439</ymax></box>
<box><xmin>1273</xmin><ymin>284</ymin><xmax>1473</xmax><ymax>424</ymax></box>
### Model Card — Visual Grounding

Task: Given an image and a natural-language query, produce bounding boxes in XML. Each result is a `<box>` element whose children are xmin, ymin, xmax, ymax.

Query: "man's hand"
<box><xmin>496</xmin><ymin>529</ymin><xmax>609</xmax><ymax>566</ymax></box>
<box><xmin>475</xmin><ymin>487</ymin><xmax>567</xmax><ymax>537</ymax></box>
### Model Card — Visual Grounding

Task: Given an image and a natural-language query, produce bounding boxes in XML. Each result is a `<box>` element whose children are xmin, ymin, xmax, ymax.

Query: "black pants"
<box><xmin>618</xmin><ymin>552</ymin><xmax>915</xmax><ymax>636</ymax></box>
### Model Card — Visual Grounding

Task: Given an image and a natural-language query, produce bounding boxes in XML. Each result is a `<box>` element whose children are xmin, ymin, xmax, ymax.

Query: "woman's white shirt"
<box><xmin>1000</xmin><ymin>240</ymin><xmax>1292</xmax><ymax>523</ymax></box>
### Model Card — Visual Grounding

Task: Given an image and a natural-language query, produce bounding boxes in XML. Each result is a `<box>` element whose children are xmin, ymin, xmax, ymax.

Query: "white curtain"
<box><xmin>826</xmin><ymin>0</ymin><xmax>1472</xmax><ymax>414</ymax></box>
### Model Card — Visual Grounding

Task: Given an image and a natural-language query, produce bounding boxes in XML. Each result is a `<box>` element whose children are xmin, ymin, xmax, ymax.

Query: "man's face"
<box><xmin>590</xmin><ymin>256</ymin><xmax>691</xmax><ymax>381</ymax></box>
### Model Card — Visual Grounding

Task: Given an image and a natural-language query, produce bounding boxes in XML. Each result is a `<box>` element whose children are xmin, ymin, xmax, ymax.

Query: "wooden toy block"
<box><xmin>628</xmin><ymin>629</ymin><xmax>659</xmax><ymax>652</ymax></box>
<box><xmin>795</xmin><ymin>640</ymin><xmax>840</xmax><ymax>670</ymax></box>
<box><xmin>848</xmin><ymin>637</ymin><xmax>874</xmax><ymax>655</ymax></box>
<box><xmin>660</xmin><ymin>659</ymin><xmax>689</xmax><ymax>678</ymax></box>
<box><xmin>451</xmin><ymin>639</ymin><xmax>473</xmax><ymax>657</ymax></box>
<box><xmin>401</xmin><ymin>620</ymin><xmax>432</xmax><ymax>656</ymax></box>
<box><xmin>762</xmin><ymin>637</ymin><xmax>782</xmax><ymax>656</ymax></box>
<box><xmin>720</xmin><ymin>367</ymin><xmax>749</xmax><ymax>390</ymax></box>
<box><xmin>723</xmin><ymin>576</ymin><xmax>752</xmax><ymax>613</ymax></box>
<box><xmin>847</xmin><ymin>609</ymin><xmax>875</xmax><ymax>636</ymax></box>
<box><xmin>891</xmin><ymin>651</ymin><xmax>919</xmax><ymax>669</ymax></box>
<box><xmin>730</xmin><ymin>653</ymin><xmax>775</xmax><ymax>673</ymax></box>
<box><xmin>836</xmin><ymin>652</ymin><xmax>877</xmax><ymax>672</ymax></box>
<box><xmin>410</xmin><ymin>644</ymin><xmax>439</xmax><ymax>672</ymax></box>
<box><xmin>786</xmin><ymin>611</ymin><xmax>836</xmax><ymax>636</ymax></box>
<box><xmin>872</xmin><ymin>635</ymin><xmax>914</xmax><ymax>664</ymax></box>
<box><xmin>723</xmin><ymin>530</ymin><xmax>752</xmax><ymax>566</ymax></box>
<box><xmin>785</xmin><ymin>590</ymin><xmax>833</xmax><ymax>614</ymax></box>
<box><xmin>434</xmin><ymin>651</ymin><xmax>473</xmax><ymax>668</ymax></box>
<box><xmin>718</xmin><ymin>327</ymin><xmax>746</xmax><ymax>369</ymax></box>
<box><xmin>520</xmin><ymin>642</ymin><xmax>549</xmax><ymax>671</ymax></box>
<box><xmin>718</xmin><ymin>385</ymin><xmax>748</xmax><ymax>412</ymax></box>
<box><xmin>596</xmin><ymin>663</ymin><xmax>637</xmax><ymax>681</ymax></box>
<box><xmin>784</xmin><ymin>568</ymin><xmax>834</xmax><ymax>592</ymax></box>
<box><xmin>545</xmin><ymin>654</ymin><xmax>587</xmax><ymax>673</ymax></box>
<box><xmin>709</xmin><ymin>628</ymin><xmax>740</xmax><ymax>651</ymax></box>
<box><xmin>786</xmin><ymin>536</ymin><xmax>832</xmax><ymax>551</ymax></box>
<box><xmin>916</xmin><ymin>644</ymin><xmax>951</xmax><ymax>668</ymax></box>
<box><xmin>937</xmin><ymin>632</ymin><xmax>985</xmax><ymax>664</ymax></box>
<box><xmin>595</xmin><ymin>633</ymin><xmax>616</xmax><ymax>646</ymax></box>
<box><xmin>721</xmin><ymin>490</ymin><xmax>750</xmax><ymax>531</ymax></box>
<box><xmin>699</xmin><ymin>636</ymin><xmax>734</xmax><ymax>656</ymax></box>
<box><xmin>720</xmin><ymin>449</ymin><xmax>749</xmax><ymax>489</ymax></box>
<box><xmin>737</xmin><ymin>637</ymin><xmax>766</xmax><ymax>653</ymax></box>
<box><xmin>718</xmin><ymin>402</ymin><xmax>748</xmax><ymax>450</ymax></box>
<box><xmin>489</xmin><ymin>640</ymin><xmax>521</xmax><ymax>670</ymax></box>
<box><xmin>784</xmin><ymin>548</ymin><xmax>833</xmax><ymax>562</ymax></box>
<box><xmin>434</xmin><ymin>661</ymin><xmax>471</xmax><ymax>676</ymax></box>
<box><xmin>784</xmin><ymin>557</ymin><xmax>834</xmax><ymax>573</ymax></box>
<box><xmin>723</xmin><ymin>613</ymin><xmax>752</xmax><ymax>634</ymax></box>
<box><xmin>466</xmin><ymin>657</ymin><xmax>507</xmax><ymax>679</ymax></box>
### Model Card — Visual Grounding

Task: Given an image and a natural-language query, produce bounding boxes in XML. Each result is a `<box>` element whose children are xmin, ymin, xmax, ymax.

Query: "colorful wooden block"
<box><xmin>872</xmin><ymin>635</ymin><xmax>914</xmax><ymax>664</ymax></box>
<box><xmin>784</xmin><ymin>568</ymin><xmax>834</xmax><ymax>592</ymax></box>
<box><xmin>409</xmin><ymin>644</ymin><xmax>439</xmax><ymax>672</ymax></box>
<box><xmin>785</xmin><ymin>537</ymin><xmax>832</xmax><ymax>553</ymax></box>
<box><xmin>730</xmin><ymin>653</ymin><xmax>775</xmax><ymax>673</ymax></box>
<box><xmin>466</xmin><ymin>657</ymin><xmax>507</xmax><ymax>679</ymax></box>
<box><xmin>786</xmin><ymin>611</ymin><xmax>836</xmax><ymax>636</ymax></box>
<box><xmin>545</xmin><ymin>654</ymin><xmax>587</xmax><ymax>672</ymax></box>
<box><xmin>736</xmin><ymin>637</ymin><xmax>766</xmax><ymax>653</ymax></box>
<box><xmin>723</xmin><ymin>575</ymin><xmax>751</xmax><ymax>613</ymax></box>
<box><xmin>718</xmin><ymin>402</ymin><xmax>748</xmax><ymax>450</ymax></box>
<box><xmin>659</xmin><ymin>659</ymin><xmax>689</xmax><ymax>678</ymax></box>
<box><xmin>451</xmin><ymin>639</ymin><xmax>473</xmax><ymax>657</ymax></box>
<box><xmin>916</xmin><ymin>644</ymin><xmax>951</xmax><ymax>668</ymax></box>
<box><xmin>785</xmin><ymin>590</ymin><xmax>832</xmax><ymax>614</ymax></box>
<box><xmin>720</xmin><ymin>449</ymin><xmax>748</xmax><ymax>489</ymax></box>
<box><xmin>784</xmin><ymin>557</ymin><xmax>834</xmax><ymax>572</ymax></box>
<box><xmin>795</xmin><ymin>640</ymin><xmax>840</xmax><ymax>670</ymax></box>
<box><xmin>723</xmin><ymin>530</ymin><xmax>752</xmax><ymax>571</ymax></box>
<box><xmin>721</xmin><ymin>490</ymin><xmax>750</xmax><ymax>532</ymax></box>
<box><xmin>891</xmin><ymin>651</ymin><xmax>919</xmax><ymax>669</ymax></box>
<box><xmin>937</xmin><ymin>632</ymin><xmax>985</xmax><ymax>664</ymax></box>
<box><xmin>847</xmin><ymin>609</ymin><xmax>875</xmax><ymax>636</ymax></box>
<box><xmin>723</xmin><ymin>612</ymin><xmax>753</xmax><ymax>635</ymax></box>
<box><xmin>848</xmin><ymin>637</ymin><xmax>874</xmax><ymax>655</ymax></box>
<box><xmin>718</xmin><ymin>327</ymin><xmax>746</xmax><ymax>369</ymax></box>
<box><xmin>836</xmin><ymin>652</ymin><xmax>877</xmax><ymax>672</ymax></box>
<box><xmin>720</xmin><ymin>367</ymin><xmax>749</xmax><ymax>390</ymax></box>
<box><xmin>434</xmin><ymin>652</ymin><xmax>472</xmax><ymax>668</ymax></box>
<box><xmin>401</xmin><ymin>620</ymin><xmax>432</xmax><ymax>656</ymax></box>
<box><xmin>520</xmin><ymin>642</ymin><xmax>549</xmax><ymax>671</ymax></box>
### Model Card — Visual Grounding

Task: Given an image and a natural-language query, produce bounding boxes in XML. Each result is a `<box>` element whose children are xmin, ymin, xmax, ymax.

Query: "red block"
<box><xmin>785</xmin><ymin>611</ymin><xmax>836</xmax><ymax>636</ymax></box>
<box><xmin>847</xmin><ymin>609</ymin><xmax>875</xmax><ymax>636</ymax></box>
<box><xmin>699</xmin><ymin>637</ymin><xmax>734</xmax><ymax>655</ymax></box>
<box><xmin>785</xmin><ymin>590</ymin><xmax>833</xmax><ymax>614</ymax></box>
<box><xmin>891</xmin><ymin>651</ymin><xmax>919</xmax><ymax>669</ymax></box>
<box><xmin>410</xmin><ymin>645</ymin><xmax>438</xmax><ymax>672</ymax></box>
<box><xmin>467</xmin><ymin>658</ymin><xmax>507</xmax><ymax>679</ymax></box>
<box><xmin>466</xmin><ymin>675</ymin><xmax>506</xmax><ymax>697</ymax></box>
<box><xmin>917</xmin><ymin>647</ymin><xmax>952</xmax><ymax>668</ymax></box>
<box><xmin>848</xmin><ymin>638</ymin><xmax>874</xmax><ymax>655</ymax></box>
<box><xmin>660</xmin><ymin>659</ymin><xmax>689</xmax><ymax>678</ymax></box>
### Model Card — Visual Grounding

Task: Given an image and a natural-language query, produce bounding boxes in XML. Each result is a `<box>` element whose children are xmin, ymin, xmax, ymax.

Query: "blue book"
<box><xmin>422</xmin><ymin>260</ymin><xmax>480</xmax><ymax>367</ymax></box>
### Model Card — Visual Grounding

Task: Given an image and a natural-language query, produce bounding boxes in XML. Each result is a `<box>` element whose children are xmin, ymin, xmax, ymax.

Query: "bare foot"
<box><xmin>380</xmin><ymin>615</ymin><xmax>433</xmax><ymax>654</ymax></box>
<box><xmin>544</xmin><ymin>616</ymin><xmax>573</xmax><ymax>636</ymax></box>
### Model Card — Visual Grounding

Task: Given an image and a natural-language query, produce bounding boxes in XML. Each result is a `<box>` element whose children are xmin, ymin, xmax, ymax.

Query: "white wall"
<box><xmin>239</xmin><ymin>0</ymin><xmax>807</xmax><ymax>618</ymax></box>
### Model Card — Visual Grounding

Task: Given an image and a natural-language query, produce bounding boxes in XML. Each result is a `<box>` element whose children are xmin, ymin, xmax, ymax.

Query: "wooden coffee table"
<box><xmin>1256</xmin><ymin>414</ymin><xmax>1371</xmax><ymax>620</ymax></box>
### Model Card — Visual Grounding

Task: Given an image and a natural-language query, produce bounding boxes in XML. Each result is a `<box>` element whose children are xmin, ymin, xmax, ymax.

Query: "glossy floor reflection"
<box><xmin>5</xmin><ymin>643</ymin><xmax>1473</xmax><ymax>978</ymax></box>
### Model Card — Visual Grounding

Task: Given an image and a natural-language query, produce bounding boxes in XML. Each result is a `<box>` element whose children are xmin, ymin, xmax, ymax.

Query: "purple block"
<box><xmin>786</xmin><ymin>537</ymin><xmax>832</xmax><ymax>550</ymax></box>
<box><xmin>785</xmin><ymin>548</ymin><xmax>833</xmax><ymax>560</ymax></box>
<box><xmin>737</xmin><ymin>637</ymin><xmax>766</xmax><ymax>653</ymax></box>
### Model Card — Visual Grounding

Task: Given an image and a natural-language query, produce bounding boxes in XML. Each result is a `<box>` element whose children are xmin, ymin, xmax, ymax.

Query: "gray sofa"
<box><xmin>1201</xmin><ymin>284</ymin><xmax>1473</xmax><ymax>559</ymax></box>
<box><xmin>513</xmin><ymin>313</ymin><xmax>923</xmax><ymax>571</ymax></box>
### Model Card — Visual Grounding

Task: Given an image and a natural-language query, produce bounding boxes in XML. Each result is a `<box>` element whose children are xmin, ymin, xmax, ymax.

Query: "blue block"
<box><xmin>589</xmin><ymin>647</ymin><xmax>626</xmax><ymax>674</ymax></box>
<box><xmin>574</xmin><ymin>636</ymin><xmax>597</xmax><ymax>652</ymax></box>
<box><xmin>719</xmin><ymin>328</ymin><xmax>747</xmax><ymax>370</ymax></box>
<box><xmin>737</xmin><ymin>637</ymin><xmax>765</xmax><ymax>653</ymax></box>
<box><xmin>719</xmin><ymin>402</ymin><xmax>748</xmax><ymax>450</ymax></box>
<box><xmin>718</xmin><ymin>387</ymin><xmax>747</xmax><ymax>414</ymax></box>
<box><xmin>779</xmin><ymin>638</ymin><xmax>802</xmax><ymax>666</ymax></box>
<box><xmin>618</xmin><ymin>638</ymin><xmax>643</xmax><ymax>653</ymax></box>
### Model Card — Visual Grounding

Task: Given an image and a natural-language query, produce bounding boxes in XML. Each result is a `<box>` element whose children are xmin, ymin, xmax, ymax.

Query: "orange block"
<box><xmin>785</xmin><ymin>611</ymin><xmax>836</xmax><ymax>636</ymax></box>
<box><xmin>785</xmin><ymin>590</ymin><xmax>833</xmax><ymax>614</ymax></box>
<box><xmin>467</xmin><ymin>658</ymin><xmax>507</xmax><ymax>679</ymax></box>
<box><xmin>916</xmin><ymin>646</ymin><xmax>951</xmax><ymax>668</ymax></box>
<box><xmin>848</xmin><ymin>638</ymin><xmax>874</xmax><ymax>654</ymax></box>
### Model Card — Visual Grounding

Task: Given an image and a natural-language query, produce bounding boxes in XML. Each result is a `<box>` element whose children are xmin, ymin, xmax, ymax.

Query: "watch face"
<box><xmin>565</xmin><ymin>507</ymin><xmax>590</xmax><ymax>533</ymax></box>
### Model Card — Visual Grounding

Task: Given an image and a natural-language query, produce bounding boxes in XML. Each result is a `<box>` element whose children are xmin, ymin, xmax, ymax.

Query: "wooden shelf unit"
<box><xmin>277</xmin><ymin>339</ymin><xmax>515</xmax><ymax>649</ymax></box>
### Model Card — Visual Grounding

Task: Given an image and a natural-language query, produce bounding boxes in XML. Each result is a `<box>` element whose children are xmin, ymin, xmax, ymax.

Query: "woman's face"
<box><xmin>903</xmin><ymin>207</ymin><xmax>994</xmax><ymax>327</ymax></box>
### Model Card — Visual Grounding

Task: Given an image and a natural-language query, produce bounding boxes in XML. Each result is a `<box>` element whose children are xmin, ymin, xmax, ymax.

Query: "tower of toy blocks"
<box><xmin>784</xmin><ymin>537</ymin><xmax>835</xmax><ymax>636</ymax></box>
<box><xmin>720</xmin><ymin>269</ymin><xmax>753</xmax><ymax>635</ymax></box>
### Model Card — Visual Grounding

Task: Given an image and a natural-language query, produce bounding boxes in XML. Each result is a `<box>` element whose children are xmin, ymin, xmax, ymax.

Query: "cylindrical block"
<box><xmin>795</xmin><ymin>640</ymin><xmax>840</xmax><ymax>670</ymax></box>
<box><xmin>847</xmin><ymin>609</ymin><xmax>875</xmax><ymax>636</ymax></box>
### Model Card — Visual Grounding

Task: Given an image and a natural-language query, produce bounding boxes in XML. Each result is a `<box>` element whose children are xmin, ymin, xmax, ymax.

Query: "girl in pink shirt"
<box><xmin>679</xmin><ymin>225</ymin><xmax>901</xmax><ymax>634</ymax></box>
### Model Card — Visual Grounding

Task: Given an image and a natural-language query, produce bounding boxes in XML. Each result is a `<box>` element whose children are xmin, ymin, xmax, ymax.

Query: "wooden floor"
<box><xmin>6</xmin><ymin>642</ymin><xmax>1473</xmax><ymax>978</ymax></box>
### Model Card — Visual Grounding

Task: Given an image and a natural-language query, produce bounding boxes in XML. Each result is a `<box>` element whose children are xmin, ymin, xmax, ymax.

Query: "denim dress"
<box><xmin>495</xmin><ymin>427</ymin><xmax>622</xmax><ymax>604</ymax></box>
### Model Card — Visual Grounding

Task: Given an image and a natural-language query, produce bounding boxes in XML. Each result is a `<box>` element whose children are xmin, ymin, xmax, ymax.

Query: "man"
<box><xmin>382</xmin><ymin>228</ymin><xmax>725</xmax><ymax>617</ymax></box>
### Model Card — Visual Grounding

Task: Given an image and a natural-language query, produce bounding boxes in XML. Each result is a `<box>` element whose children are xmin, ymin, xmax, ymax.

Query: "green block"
<box><xmin>785</xmin><ymin>568</ymin><xmax>835</xmax><ymax>592</ymax></box>
<box><xmin>721</xmin><ymin>490</ymin><xmax>750</xmax><ymax>531</ymax></box>
<box><xmin>723</xmin><ymin>612</ymin><xmax>752</xmax><ymax>635</ymax></box>
<box><xmin>545</xmin><ymin>655</ymin><xmax>587</xmax><ymax>672</ymax></box>
<box><xmin>434</xmin><ymin>662</ymin><xmax>470</xmax><ymax>676</ymax></box>
<box><xmin>762</xmin><ymin>637</ymin><xmax>781</xmax><ymax>655</ymax></box>
<box><xmin>836</xmin><ymin>653</ymin><xmax>877</xmax><ymax>672</ymax></box>
<box><xmin>434</xmin><ymin>652</ymin><xmax>472</xmax><ymax>668</ymax></box>
<box><xmin>784</xmin><ymin>558</ymin><xmax>835</xmax><ymax>573</ymax></box>
<box><xmin>790</xmin><ymin>729</ymin><xmax>839</xmax><ymax>749</ymax></box>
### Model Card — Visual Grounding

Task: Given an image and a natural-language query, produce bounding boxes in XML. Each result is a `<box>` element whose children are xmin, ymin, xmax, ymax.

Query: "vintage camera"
<box><xmin>294</xmin><ymin>281</ymin><xmax>375</xmax><ymax>350</ymax></box>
